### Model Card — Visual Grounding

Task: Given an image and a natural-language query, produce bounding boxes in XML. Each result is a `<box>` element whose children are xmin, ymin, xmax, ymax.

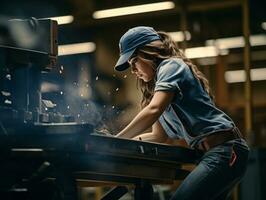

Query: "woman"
<box><xmin>115</xmin><ymin>26</ymin><xmax>249</xmax><ymax>200</ymax></box>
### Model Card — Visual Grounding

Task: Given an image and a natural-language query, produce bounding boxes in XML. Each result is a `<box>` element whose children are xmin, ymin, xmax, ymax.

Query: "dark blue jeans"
<box><xmin>170</xmin><ymin>138</ymin><xmax>249</xmax><ymax>200</ymax></box>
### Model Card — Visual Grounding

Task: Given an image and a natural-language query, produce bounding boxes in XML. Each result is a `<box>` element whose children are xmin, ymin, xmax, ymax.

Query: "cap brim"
<box><xmin>114</xmin><ymin>49</ymin><xmax>135</xmax><ymax>71</ymax></box>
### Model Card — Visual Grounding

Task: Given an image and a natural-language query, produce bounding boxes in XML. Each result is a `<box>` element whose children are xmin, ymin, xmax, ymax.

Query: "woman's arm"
<box><xmin>132</xmin><ymin>121</ymin><xmax>168</xmax><ymax>143</ymax></box>
<box><xmin>116</xmin><ymin>91</ymin><xmax>174</xmax><ymax>138</ymax></box>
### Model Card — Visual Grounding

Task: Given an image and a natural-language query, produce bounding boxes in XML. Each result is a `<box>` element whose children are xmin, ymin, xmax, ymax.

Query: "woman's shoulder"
<box><xmin>159</xmin><ymin>57</ymin><xmax>184</xmax><ymax>65</ymax></box>
<box><xmin>157</xmin><ymin>57</ymin><xmax>188</xmax><ymax>74</ymax></box>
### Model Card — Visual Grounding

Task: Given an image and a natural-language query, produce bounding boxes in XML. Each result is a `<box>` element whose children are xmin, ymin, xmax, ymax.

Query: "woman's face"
<box><xmin>128</xmin><ymin>56</ymin><xmax>155</xmax><ymax>82</ymax></box>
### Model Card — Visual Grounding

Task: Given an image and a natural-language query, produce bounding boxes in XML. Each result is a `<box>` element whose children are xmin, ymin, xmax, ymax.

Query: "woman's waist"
<box><xmin>194</xmin><ymin>127</ymin><xmax>244</xmax><ymax>152</ymax></box>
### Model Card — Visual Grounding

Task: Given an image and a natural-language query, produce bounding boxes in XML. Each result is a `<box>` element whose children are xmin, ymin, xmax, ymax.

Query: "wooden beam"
<box><xmin>242</xmin><ymin>0</ymin><xmax>254</xmax><ymax>144</ymax></box>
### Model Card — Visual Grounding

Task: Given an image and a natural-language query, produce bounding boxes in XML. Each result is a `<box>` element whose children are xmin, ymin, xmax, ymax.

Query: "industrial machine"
<box><xmin>0</xmin><ymin>18</ymin><xmax>202</xmax><ymax>200</ymax></box>
<box><xmin>0</xmin><ymin>17</ymin><xmax>58</xmax><ymax>124</ymax></box>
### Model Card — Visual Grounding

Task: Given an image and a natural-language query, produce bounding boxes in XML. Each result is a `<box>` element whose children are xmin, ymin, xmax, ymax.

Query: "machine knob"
<box><xmin>151</xmin><ymin>147</ymin><xmax>158</xmax><ymax>156</ymax></box>
<box><xmin>138</xmin><ymin>145</ymin><xmax>145</xmax><ymax>154</ymax></box>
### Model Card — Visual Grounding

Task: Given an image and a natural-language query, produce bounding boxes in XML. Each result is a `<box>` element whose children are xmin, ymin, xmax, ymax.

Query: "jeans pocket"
<box><xmin>204</xmin><ymin>145</ymin><xmax>232</xmax><ymax>165</ymax></box>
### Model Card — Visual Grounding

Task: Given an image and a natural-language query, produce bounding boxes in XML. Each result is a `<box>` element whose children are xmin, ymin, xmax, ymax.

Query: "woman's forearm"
<box><xmin>116</xmin><ymin>91</ymin><xmax>174</xmax><ymax>139</ymax></box>
<box><xmin>133</xmin><ymin>132</ymin><xmax>167</xmax><ymax>143</ymax></box>
<box><xmin>116</xmin><ymin>105</ymin><xmax>161</xmax><ymax>138</ymax></box>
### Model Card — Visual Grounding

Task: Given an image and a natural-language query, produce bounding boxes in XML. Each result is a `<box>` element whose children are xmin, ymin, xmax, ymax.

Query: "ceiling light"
<box><xmin>206</xmin><ymin>37</ymin><xmax>244</xmax><ymax>49</ymax></box>
<box><xmin>206</xmin><ymin>34</ymin><xmax>266</xmax><ymax>49</ymax></box>
<box><xmin>42</xmin><ymin>15</ymin><xmax>74</xmax><ymax>25</ymax></box>
<box><xmin>185</xmin><ymin>46</ymin><xmax>225</xmax><ymax>59</ymax></box>
<box><xmin>225</xmin><ymin>68</ymin><xmax>266</xmax><ymax>83</ymax></box>
<box><xmin>92</xmin><ymin>1</ymin><xmax>175</xmax><ymax>19</ymax></box>
<box><xmin>250</xmin><ymin>34</ymin><xmax>266</xmax><ymax>46</ymax></box>
<box><xmin>58</xmin><ymin>42</ymin><xmax>96</xmax><ymax>56</ymax></box>
<box><xmin>167</xmin><ymin>31</ymin><xmax>191</xmax><ymax>42</ymax></box>
<box><xmin>262</xmin><ymin>22</ymin><xmax>266</xmax><ymax>30</ymax></box>
<box><xmin>197</xmin><ymin>57</ymin><xmax>217</xmax><ymax>66</ymax></box>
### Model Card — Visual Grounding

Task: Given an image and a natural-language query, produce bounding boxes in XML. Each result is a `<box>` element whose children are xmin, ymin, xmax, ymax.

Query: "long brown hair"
<box><xmin>136</xmin><ymin>31</ymin><xmax>213</xmax><ymax>108</ymax></box>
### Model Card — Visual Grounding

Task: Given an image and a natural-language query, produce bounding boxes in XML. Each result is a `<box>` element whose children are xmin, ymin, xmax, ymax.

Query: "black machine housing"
<box><xmin>0</xmin><ymin>18</ymin><xmax>63</xmax><ymax>125</ymax></box>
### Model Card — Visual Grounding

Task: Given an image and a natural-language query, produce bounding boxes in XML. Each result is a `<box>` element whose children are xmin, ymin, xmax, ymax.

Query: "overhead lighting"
<box><xmin>185</xmin><ymin>46</ymin><xmax>217</xmax><ymax>59</ymax></box>
<box><xmin>251</xmin><ymin>34</ymin><xmax>266</xmax><ymax>46</ymax></box>
<box><xmin>92</xmin><ymin>1</ymin><xmax>175</xmax><ymax>19</ymax></box>
<box><xmin>225</xmin><ymin>68</ymin><xmax>266</xmax><ymax>83</ymax></box>
<box><xmin>262</xmin><ymin>22</ymin><xmax>266</xmax><ymax>30</ymax></box>
<box><xmin>58</xmin><ymin>42</ymin><xmax>96</xmax><ymax>56</ymax></box>
<box><xmin>184</xmin><ymin>46</ymin><xmax>228</xmax><ymax>59</ymax></box>
<box><xmin>167</xmin><ymin>31</ymin><xmax>191</xmax><ymax>42</ymax></box>
<box><xmin>206</xmin><ymin>37</ymin><xmax>244</xmax><ymax>49</ymax></box>
<box><xmin>197</xmin><ymin>57</ymin><xmax>217</xmax><ymax>66</ymax></box>
<box><xmin>206</xmin><ymin>34</ymin><xmax>266</xmax><ymax>49</ymax></box>
<box><xmin>11</xmin><ymin>148</ymin><xmax>44</xmax><ymax>152</ymax></box>
<box><xmin>42</xmin><ymin>15</ymin><xmax>74</xmax><ymax>25</ymax></box>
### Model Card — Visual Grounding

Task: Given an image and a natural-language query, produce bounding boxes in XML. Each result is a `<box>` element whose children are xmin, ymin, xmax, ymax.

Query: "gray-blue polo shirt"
<box><xmin>155</xmin><ymin>58</ymin><xmax>235</xmax><ymax>148</ymax></box>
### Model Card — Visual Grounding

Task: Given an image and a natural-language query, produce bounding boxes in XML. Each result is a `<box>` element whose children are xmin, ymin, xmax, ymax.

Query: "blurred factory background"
<box><xmin>0</xmin><ymin>0</ymin><xmax>266</xmax><ymax>199</ymax></box>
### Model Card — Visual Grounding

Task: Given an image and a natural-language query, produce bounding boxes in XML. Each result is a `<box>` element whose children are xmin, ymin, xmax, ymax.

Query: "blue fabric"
<box><xmin>155</xmin><ymin>58</ymin><xmax>236</xmax><ymax>148</ymax></box>
<box><xmin>170</xmin><ymin>138</ymin><xmax>249</xmax><ymax>200</ymax></box>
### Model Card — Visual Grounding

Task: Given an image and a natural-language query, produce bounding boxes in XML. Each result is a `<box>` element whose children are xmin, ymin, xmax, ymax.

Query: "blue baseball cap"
<box><xmin>114</xmin><ymin>26</ymin><xmax>161</xmax><ymax>71</ymax></box>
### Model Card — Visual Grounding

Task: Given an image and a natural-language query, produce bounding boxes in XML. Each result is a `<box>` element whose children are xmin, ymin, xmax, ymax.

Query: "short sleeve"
<box><xmin>155</xmin><ymin>59</ymin><xmax>185</xmax><ymax>99</ymax></box>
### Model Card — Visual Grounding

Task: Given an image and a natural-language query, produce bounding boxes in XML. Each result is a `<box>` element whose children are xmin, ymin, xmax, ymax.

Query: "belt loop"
<box><xmin>203</xmin><ymin>141</ymin><xmax>210</xmax><ymax>151</ymax></box>
<box><xmin>200</xmin><ymin>140</ymin><xmax>210</xmax><ymax>152</ymax></box>
<box><xmin>197</xmin><ymin>128</ymin><xmax>241</xmax><ymax>152</ymax></box>
<box><xmin>198</xmin><ymin>142</ymin><xmax>206</xmax><ymax>152</ymax></box>
<box><xmin>234</xmin><ymin>127</ymin><xmax>242</xmax><ymax>138</ymax></box>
